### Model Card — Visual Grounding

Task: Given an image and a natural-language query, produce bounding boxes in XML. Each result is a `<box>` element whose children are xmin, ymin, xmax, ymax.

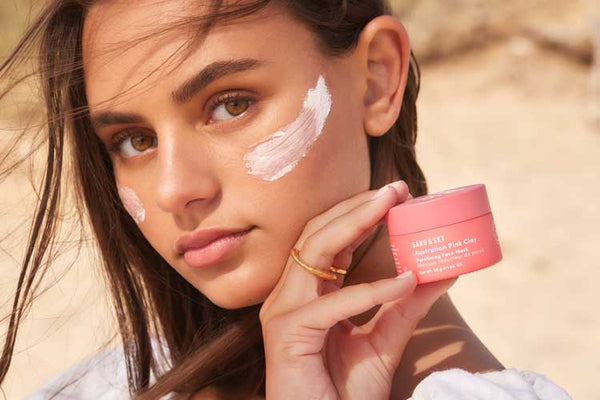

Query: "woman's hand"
<box><xmin>259</xmin><ymin>180</ymin><xmax>458</xmax><ymax>400</ymax></box>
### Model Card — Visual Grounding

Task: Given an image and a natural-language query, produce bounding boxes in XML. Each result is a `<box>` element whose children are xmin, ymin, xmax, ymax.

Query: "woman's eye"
<box><xmin>106</xmin><ymin>93</ymin><xmax>253</xmax><ymax>159</ymax></box>
<box><xmin>208</xmin><ymin>93</ymin><xmax>253</xmax><ymax>124</ymax></box>
<box><xmin>109</xmin><ymin>131</ymin><xmax>157</xmax><ymax>159</ymax></box>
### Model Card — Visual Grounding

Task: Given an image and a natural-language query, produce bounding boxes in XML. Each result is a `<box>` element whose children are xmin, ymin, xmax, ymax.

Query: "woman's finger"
<box><xmin>299</xmin><ymin>180</ymin><xmax>410</xmax><ymax>241</ymax></box>
<box><xmin>262</xmin><ymin>181</ymin><xmax>409</xmax><ymax>317</ymax></box>
<box><xmin>328</xmin><ymin>222</ymin><xmax>385</xmax><ymax>288</ymax></box>
<box><xmin>326</xmin><ymin>187</ymin><xmax>413</xmax><ymax>278</ymax></box>
<box><xmin>362</xmin><ymin>277</ymin><xmax>458</xmax><ymax>370</ymax></box>
<box><xmin>266</xmin><ymin>183</ymin><xmax>407</xmax><ymax>315</ymax></box>
<box><xmin>268</xmin><ymin>271</ymin><xmax>418</xmax><ymax>356</ymax></box>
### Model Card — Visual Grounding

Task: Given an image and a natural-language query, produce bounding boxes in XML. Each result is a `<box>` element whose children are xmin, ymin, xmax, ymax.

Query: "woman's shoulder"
<box><xmin>22</xmin><ymin>336</ymin><xmax>179</xmax><ymax>400</ymax></box>
<box><xmin>408</xmin><ymin>367</ymin><xmax>573</xmax><ymax>400</ymax></box>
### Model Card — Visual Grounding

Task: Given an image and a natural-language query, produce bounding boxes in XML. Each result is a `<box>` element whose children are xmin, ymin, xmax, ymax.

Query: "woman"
<box><xmin>1</xmin><ymin>1</ymin><xmax>570</xmax><ymax>399</ymax></box>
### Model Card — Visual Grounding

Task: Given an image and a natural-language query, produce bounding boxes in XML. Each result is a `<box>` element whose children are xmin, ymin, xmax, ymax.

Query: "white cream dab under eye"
<box><xmin>243</xmin><ymin>74</ymin><xmax>332</xmax><ymax>181</ymax></box>
<box><xmin>118</xmin><ymin>185</ymin><xmax>146</xmax><ymax>223</ymax></box>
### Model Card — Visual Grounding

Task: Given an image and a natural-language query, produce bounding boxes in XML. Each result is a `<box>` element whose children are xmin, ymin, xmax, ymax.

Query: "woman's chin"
<box><xmin>185</xmin><ymin>256</ymin><xmax>281</xmax><ymax>309</ymax></box>
<box><xmin>205</xmin><ymin>291</ymin><xmax>266</xmax><ymax>310</ymax></box>
<box><xmin>197</xmin><ymin>278</ymin><xmax>273</xmax><ymax>310</ymax></box>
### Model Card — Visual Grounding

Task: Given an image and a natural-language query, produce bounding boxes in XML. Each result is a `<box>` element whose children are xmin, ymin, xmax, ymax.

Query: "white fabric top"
<box><xmin>23</xmin><ymin>338</ymin><xmax>183</xmax><ymax>400</ymax></box>
<box><xmin>24</xmin><ymin>345</ymin><xmax>133</xmax><ymax>400</ymax></box>
<box><xmin>24</xmin><ymin>342</ymin><xmax>572</xmax><ymax>400</ymax></box>
<box><xmin>408</xmin><ymin>367</ymin><xmax>573</xmax><ymax>400</ymax></box>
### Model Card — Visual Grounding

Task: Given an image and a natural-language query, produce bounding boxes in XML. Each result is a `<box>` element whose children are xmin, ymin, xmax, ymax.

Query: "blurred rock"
<box><xmin>391</xmin><ymin>0</ymin><xmax>594</xmax><ymax>65</ymax></box>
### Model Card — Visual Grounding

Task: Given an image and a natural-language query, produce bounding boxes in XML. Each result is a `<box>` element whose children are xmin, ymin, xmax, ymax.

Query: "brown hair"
<box><xmin>0</xmin><ymin>0</ymin><xmax>426</xmax><ymax>398</ymax></box>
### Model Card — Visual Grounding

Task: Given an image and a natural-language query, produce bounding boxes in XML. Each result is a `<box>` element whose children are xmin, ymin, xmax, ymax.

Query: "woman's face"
<box><xmin>82</xmin><ymin>1</ymin><xmax>372</xmax><ymax>309</ymax></box>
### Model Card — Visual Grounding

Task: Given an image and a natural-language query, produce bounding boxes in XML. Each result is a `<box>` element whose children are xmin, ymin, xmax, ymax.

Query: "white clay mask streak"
<box><xmin>118</xmin><ymin>185</ymin><xmax>146</xmax><ymax>223</ymax></box>
<box><xmin>243</xmin><ymin>74</ymin><xmax>332</xmax><ymax>181</ymax></box>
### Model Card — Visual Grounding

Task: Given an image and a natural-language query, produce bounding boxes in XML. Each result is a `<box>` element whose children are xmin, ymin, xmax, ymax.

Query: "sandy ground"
<box><xmin>417</xmin><ymin>41</ymin><xmax>599</xmax><ymax>400</ymax></box>
<box><xmin>1</xmin><ymin>7</ymin><xmax>599</xmax><ymax>400</ymax></box>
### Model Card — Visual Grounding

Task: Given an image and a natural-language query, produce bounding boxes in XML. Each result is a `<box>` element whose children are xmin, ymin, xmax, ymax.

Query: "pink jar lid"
<box><xmin>386</xmin><ymin>184</ymin><xmax>492</xmax><ymax>235</ymax></box>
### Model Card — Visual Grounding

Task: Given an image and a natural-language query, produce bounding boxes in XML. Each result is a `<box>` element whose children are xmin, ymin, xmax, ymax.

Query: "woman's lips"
<box><xmin>182</xmin><ymin>227</ymin><xmax>254</xmax><ymax>268</ymax></box>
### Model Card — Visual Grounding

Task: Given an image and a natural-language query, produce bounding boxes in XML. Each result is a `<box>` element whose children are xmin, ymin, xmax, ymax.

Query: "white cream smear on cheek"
<box><xmin>243</xmin><ymin>74</ymin><xmax>332</xmax><ymax>181</ymax></box>
<box><xmin>117</xmin><ymin>185</ymin><xmax>146</xmax><ymax>223</ymax></box>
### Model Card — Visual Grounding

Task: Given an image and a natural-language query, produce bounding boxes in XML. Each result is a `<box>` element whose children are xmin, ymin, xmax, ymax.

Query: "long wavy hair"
<box><xmin>0</xmin><ymin>0</ymin><xmax>425</xmax><ymax>398</ymax></box>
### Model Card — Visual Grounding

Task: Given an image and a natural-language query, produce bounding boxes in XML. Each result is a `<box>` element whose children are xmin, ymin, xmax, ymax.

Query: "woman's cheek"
<box><xmin>242</xmin><ymin>74</ymin><xmax>332</xmax><ymax>182</ymax></box>
<box><xmin>117</xmin><ymin>184</ymin><xmax>146</xmax><ymax>223</ymax></box>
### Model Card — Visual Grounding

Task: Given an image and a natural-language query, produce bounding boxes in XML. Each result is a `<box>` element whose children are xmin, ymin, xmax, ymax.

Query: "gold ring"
<box><xmin>290</xmin><ymin>248</ymin><xmax>337</xmax><ymax>281</ymax></box>
<box><xmin>292</xmin><ymin>249</ymin><xmax>348</xmax><ymax>275</ymax></box>
<box><xmin>329</xmin><ymin>266</ymin><xmax>347</xmax><ymax>275</ymax></box>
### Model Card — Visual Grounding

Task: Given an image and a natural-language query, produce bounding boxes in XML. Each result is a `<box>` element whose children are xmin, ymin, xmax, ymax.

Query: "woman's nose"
<box><xmin>154</xmin><ymin>130</ymin><xmax>220</xmax><ymax>215</ymax></box>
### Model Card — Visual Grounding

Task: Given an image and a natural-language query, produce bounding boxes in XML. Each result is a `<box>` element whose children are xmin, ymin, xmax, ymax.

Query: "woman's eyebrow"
<box><xmin>172</xmin><ymin>58</ymin><xmax>265</xmax><ymax>103</ymax></box>
<box><xmin>90</xmin><ymin>58</ymin><xmax>266</xmax><ymax>130</ymax></box>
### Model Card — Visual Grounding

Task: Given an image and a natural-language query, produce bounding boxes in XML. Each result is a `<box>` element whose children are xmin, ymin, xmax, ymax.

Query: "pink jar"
<box><xmin>385</xmin><ymin>184</ymin><xmax>502</xmax><ymax>284</ymax></box>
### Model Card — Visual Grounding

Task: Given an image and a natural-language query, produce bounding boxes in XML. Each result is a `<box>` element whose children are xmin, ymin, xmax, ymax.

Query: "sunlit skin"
<box><xmin>83</xmin><ymin>1</ymin><xmax>504</xmax><ymax>398</ymax></box>
<box><xmin>84</xmin><ymin>1</ymin><xmax>372</xmax><ymax>309</ymax></box>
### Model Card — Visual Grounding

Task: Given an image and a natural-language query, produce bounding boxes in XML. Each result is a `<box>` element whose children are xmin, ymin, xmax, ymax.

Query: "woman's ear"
<box><xmin>354</xmin><ymin>15</ymin><xmax>411</xmax><ymax>137</ymax></box>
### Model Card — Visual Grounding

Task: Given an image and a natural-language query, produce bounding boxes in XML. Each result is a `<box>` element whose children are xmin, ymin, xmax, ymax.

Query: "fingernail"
<box><xmin>395</xmin><ymin>270</ymin><xmax>414</xmax><ymax>280</ymax></box>
<box><xmin>373</xmin><ymin>184</ymin><xmax>393</xmax><ymax>199</ymax></box>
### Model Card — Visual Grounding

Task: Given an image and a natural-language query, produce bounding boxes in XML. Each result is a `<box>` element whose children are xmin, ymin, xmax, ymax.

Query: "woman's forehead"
<box><xmin>82</xmin><ymin>0</ymin><xmax>319</xmax><ymax>110</ymax></box>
